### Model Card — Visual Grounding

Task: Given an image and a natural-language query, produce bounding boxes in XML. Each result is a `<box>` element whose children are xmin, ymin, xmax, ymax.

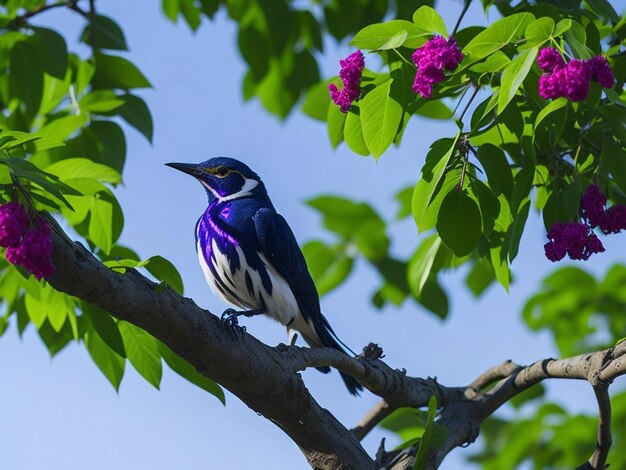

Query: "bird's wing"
<box><xmin>252</xmin><ymin>207</ymin><xmax>321</xmax><ymax>322</ymax></box>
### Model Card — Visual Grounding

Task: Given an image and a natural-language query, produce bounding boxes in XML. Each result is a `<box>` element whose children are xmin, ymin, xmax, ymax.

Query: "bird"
<box><xmin>166</xmin><ymin>157</ymin><xmax>363</xmax><ymax>395</ymax></box>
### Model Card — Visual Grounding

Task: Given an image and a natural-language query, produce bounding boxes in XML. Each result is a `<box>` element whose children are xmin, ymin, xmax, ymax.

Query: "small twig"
<box><xmin>457</xmin><ymin>84</ymin><xmax>481</xmax><ymax>126</ymax></box>
<box><xmin>576</xmin><ymin>385</ymin><xmax>612</xmax><ymax>470</ymax></box>
<box><xmin>451</xmin><ymin>0</ymin><xmax>473</xmax><ymax>37</ymax></box>
<box><xmin>9</xmin><ymin>0</ymin><xmax>87</xmax><ymax>27</ymax></box>
<box><xmin>351</xmin><ymin>400</ymin><xmax>395</xmax><ymax>441</ymax></box>
<box><xmin>467</xmin><ymin>360</ymin><xmax>521</xmax><ymax>398</ymax></box>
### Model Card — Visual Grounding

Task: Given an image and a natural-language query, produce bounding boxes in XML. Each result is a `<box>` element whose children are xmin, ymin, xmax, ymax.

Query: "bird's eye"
<box><xmin>215</xmin><ymin>166</ymin><xmax>230</xmax><ymax>178</ymax></box>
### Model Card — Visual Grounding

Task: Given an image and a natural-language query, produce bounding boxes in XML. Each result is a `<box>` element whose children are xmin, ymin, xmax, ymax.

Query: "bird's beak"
<box><xmin>165</xmin><ymin>162</ymin><xmax>201</xmax><ymax>177</ymax></box>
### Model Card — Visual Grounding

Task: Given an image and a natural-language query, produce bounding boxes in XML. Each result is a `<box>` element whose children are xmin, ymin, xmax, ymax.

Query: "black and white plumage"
<box><xmin>166</xmin><ymin>157</ymin><xmax>363</xmax><ymax>395</ymax></box>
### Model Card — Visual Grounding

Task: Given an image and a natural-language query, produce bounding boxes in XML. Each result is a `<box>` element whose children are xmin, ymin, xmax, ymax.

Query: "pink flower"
<box><xmin>328</xmin><ymin>50</ymin><xmax>365</xmax><ymax>113</ymax></box>
<box><xmin>537</xmin><ymin>47</ymin><xmax>565</xmax><ymax>73</ymax></box>
<box><xmin>538</xmin><ymin>49</ymin><xmax>614</xmax><ymax>102</ymax></box>
<box><xmin>0</xmin><ymin>202</ymin><xmax>30</xmax><ymax>247</ymax></box>
<box><xmin>564</xmin><ymin>60</ymin><xmax>592</xmax><ymax>101</ymax></box>
<box><xmin>544</xmin><ymin>222</ymin><xmax>604</xmax><ymax>262</ymax></box>
<box><xmin>5</xmin><ymin>218</ymin><xmax>55</xmax><ymax>280</ymax></box>
<box><xmin>580</xmin><ymin>184</ymin><xmax>607</xmax><ymax>228</ymax></box>
<box><xmin>588</xmin><ymin>56</ymin><xmax>614</xmax><ymax>88</ymax></box>
<box><xmin>600</xmin><ymin>205</ymin><xmax>626</xmax><ymax>234</ymax></box>
<box><xmin>411</xmin><ymin>36</ymin><xmax>463</xmax><ymax>99</ymax></box>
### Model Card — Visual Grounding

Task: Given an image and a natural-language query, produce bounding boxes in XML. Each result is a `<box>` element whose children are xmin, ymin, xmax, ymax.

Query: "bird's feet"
<box><xmin>221</xmin><ymin>308</ymin><xmax>247</xmax><ymax>336</ymax></box>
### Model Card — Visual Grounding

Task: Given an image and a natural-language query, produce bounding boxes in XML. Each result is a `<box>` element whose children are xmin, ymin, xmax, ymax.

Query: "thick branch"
<box><xmin>576</xmin><ymin>385</ymin><xmax>612</xmax><ymax>470</ymax></box>
<box><xmin>47</xmin><ymin>233</ymin><xmax>375</xmax><ymax>469</ymax></box>
<box><xmin>44</xmin><ymin>229</ymin><xmax>626</xmax><ymax>470</ymax></box>
<box><xmin>351</xmin><ymin>400</ymin><xmax>394</xmax><ymax>441</ymax></box>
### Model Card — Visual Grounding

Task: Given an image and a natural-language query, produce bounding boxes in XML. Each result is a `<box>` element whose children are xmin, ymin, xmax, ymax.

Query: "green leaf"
<box><xmin>414</xmin><ymin>396</ymin><xmax>444</xmax><ymax>469</ymax></box>
<box><xmin>350</xmin><ymin>20</ymin><xmax>426</xmax><ymax>50</ymax></box>
<box><xmin>395</xmin><ymin>185</ymin><xmax>413</xmax><ymax>219</ymax></box>
<box><xmin>490</xmin><ymin>243</ymin><xmax>511</xmax><ymax>291</ymax></box>
<box><xmin>88</xmin><ymin>191</ymin><xmax>123</xmax><ymax>254</ymax></box>
<box><xmin>10</xmin><ymin>41</ymin><xmax>44</xmax><ymax>118</ymax></box>
<box><xmin>162</xmin><ymin>0</ymin><xmax>179</xmax><ymax>21</ymax></box>
<box><xmin>497</xmin><ymin>47</ymin><xmax>538</xmax><ymax>114</ymax></box>
<box><xmin>33</xmin><ymin>27</ymin><xmax>68</xmax><ymax>79</ymax></box>
<box><xmin>119</xmin><ymin>94</ymin><xmax>153</xmax><ymax>143</ymax></box>
<box><xmin>83</xmin><ymin>302</ymin><xmax>126</xmax><ymax>358</ymax></box>
<box><xmin>118</xmin><ymin>321</ymin><xmax>162</xmax><ymax>389</ymax></box>
<box><xmin>601</xmin><ymin>140</ymin><xmax>626</xmax><ymax>194</ymax></box>
<box><xmin>302</xmin><ymin>241</ymin><xmax>354</xmax><ymax>296</ymax></box>
<box><xmin>1</xmin><ymin>157</ymin><xmax>80</xmax><ymax>210</ymax></box>
<box><xmin>145</xmin><ymin>256</ymin><xmax>184</xmax><ymax>294</ymax></box>
<box><xmin>523</xmin><ymin>17</ymin><xmax>554</xmax><ymax>48</ymax></box>
<box><xmin>344</xmin><ymin>111</ymin><xmax>369</xmax><ymax>156</ymax></box>
<box><xmin>476</xmin><ymin>144</ymin><xmax>513</xmax><ymax>200</ymax></box>
<box><xmin>302</xmin><ymin>80</ymin><xmax>332</xmax><ymax>122</ymax></box>
<box><xmin>466</xmin><ymin>259</ymin><xmax>495</xmax><ymax>297</ymax></box>
<box><xmin>85</xmin><ymin>328</ymin><xmax>125</xmax><ymax>391</ymax></box>
<box><xmin>418</xmin><ymin>278</ymin><xmax>448</xmax><ymax>319</ymax></box>
<box><xmin>464</xmin><ymin>13</ymin><xmax>535</xmax><ymax>62</ymax></box>
<box><xmin>407</xmin><ymin>234</ymin><xmax>442</xmax><ymax>296</ymax></box>
<box><xmin>412</xmin><ymin>134</ymin><xmax>459</xmax><ymax>231</ymax></box>
<box><xmin>82</xmin><ymin>15</ymin><xmax>128</xmax><ymax>50</ymax></box>
<box><xmin>565</xmin><ymin>21</ymin><xmax>592</xmax><ymax>59</ymax></box>
<box><xmin>360</xmin><ymin>80</ymin><xmax>403</xmax><ymax>158</ymax></box>
<box><xmin>327</xmin><ymin>100</ymin><xmax>347</xmax><ymax>149</ymax></box>
<box><xmin>534</xmin><ymin>97</ymin><xmax>567</xmax><ymax>132</ymax></box>
<box><xmin>554</xmin><ymin>19</ymin><xmax>572</xmax><ymax>37</ymax></box>
<box><xmin>436</xmin><ymin>189</ymin><xmax>482</xmax><ymax>257</ymax></box>
<box><xmin>415</xmin><ymin>100</ymin><xmax>452</xmax><ymax>120</ymax></box>
<box><xmin>89</xmin><ymin>120</ymin><xmax>127</xmax><ymax>173</ymax></box>
<box><xmin>585</xmin><ymin>0</ymin><xmax>619</xmax><ymax>23</ymax></box>
<box><xmin>45</xmin><ymin>158</ymin><xmax>122</xmax><ymax>184</ymax></box>
<box><xmin>79</xmin><ymin>90</ymin><xmax>124</xmax><ymax>113</ymax></box>
<box><xmin>158</xmin><ymin>341</ymin><xmax>225</xmax><ymax>403</ymax></box>
<box><xmin>380</xmin><ymin>408</ymin><xmax>426</xmax><ymax>442</ymax></box>
<box><xmin>38</xmin><ymin>114</ymin><xmax>88</xmax><ymax>142</ymax></box>
<box><xmin>93</xmin><ymin>53</ymin><xmax>151</xmax><ymax>89</ymax></box>
<box><xmin>307</xmin><ymin>196</ymin><xmax>389</xmax><ymax>260</ymax></box>
<box><xmin>412</xmin><ymin>6</ymin><xmax>447</xmax><ymax>37</ymax></box>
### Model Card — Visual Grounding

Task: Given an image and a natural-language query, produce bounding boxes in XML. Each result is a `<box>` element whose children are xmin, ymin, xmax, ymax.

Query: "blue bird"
<box><xmin>166</xmin><ymin>157</ymin><xmax>363</xmax><ymax>395</ymax></box>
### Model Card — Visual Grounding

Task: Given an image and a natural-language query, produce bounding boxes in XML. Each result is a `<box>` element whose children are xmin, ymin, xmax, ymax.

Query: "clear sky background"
<box><xmin>1</xmin><ymin>1</ymin><xmax>625</xmax><ymax>469</ymax></box>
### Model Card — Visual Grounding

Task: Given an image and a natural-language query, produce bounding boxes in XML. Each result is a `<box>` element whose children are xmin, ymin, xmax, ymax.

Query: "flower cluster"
<box><xmin>580</xmin><ymin>184</ymin><xmax>626</xmax><ymax>234</ymax></box>
<box><xmin>544</xmin><ymin>185</ymin><xmax>626</xmax><ymax>262</ymax></box>
<box><xmin>538</xmin><ymin>48</ymin><xmax>614</xmax><ymax>101</ymax></box>
<box><xmin>0</xmin><ymin>202</ymin><xmax>55</xmax><ymax>280</ymax></box>
<box><xmin>328</xmin><ymin>50</ymin><xmax>365</xmax><ymax>113</ymax></box>
<box><xmin>411</xmin><ymin>36</ymin><xmax>464</xmax><ymax>99</ymax></box>
<box><xmin>544</xmin><ymin>222</ymin><xmax>604</xmax><ymax>262</ymax></box>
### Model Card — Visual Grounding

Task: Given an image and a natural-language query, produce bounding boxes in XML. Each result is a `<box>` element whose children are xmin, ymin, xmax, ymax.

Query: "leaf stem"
<box><xmin>452</xmin><ymin>0</ymin><xmax>473</xmax><ymax>37</ymax></box>
<box><xmin>457</xmin><ymin>84</ymin><xmax>481</xmax><ymax>127</ymax></box>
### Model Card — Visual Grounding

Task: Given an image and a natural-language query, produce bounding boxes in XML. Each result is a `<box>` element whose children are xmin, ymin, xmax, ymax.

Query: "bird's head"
<box><xmin>166</xmin><ymin>157</ymin><xmax>267</xmax><ymax>202</ymax></box>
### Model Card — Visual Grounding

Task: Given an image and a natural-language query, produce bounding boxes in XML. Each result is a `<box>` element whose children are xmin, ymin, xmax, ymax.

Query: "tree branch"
<box><xmin>44</xmin><ymin>229</ymin><xmax>626</xmax><ymax>470</ymax></box>
<box><xmin>576</xmin><ymin>385</ymin><xmax>612</xmax><ymax>470</ymax></box>
<box><xmin>351</xmin><ymin>400</ymin><xmax>394</xmax><ymax>441</ymax></box>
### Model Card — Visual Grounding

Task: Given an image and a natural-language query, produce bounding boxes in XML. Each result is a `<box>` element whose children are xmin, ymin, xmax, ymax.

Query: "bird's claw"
<box><xmin>221</xmin><ymin>309</ymin><xmax>246</xmax><ymax>337</ymax></box>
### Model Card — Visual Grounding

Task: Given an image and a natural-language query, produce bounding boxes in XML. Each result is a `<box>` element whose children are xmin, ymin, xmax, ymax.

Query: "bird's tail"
<box><xmin>299</xmin><ymin>315</ymin><xmax>363</xmax><ymax>396</ymax></box>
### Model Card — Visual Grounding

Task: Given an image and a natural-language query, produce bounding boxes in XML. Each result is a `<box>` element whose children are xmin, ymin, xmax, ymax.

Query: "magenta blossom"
<box><xmin>328</xmin><ymin>50</ymin><xmax>365</xmax><ymax>113</ymax></box>
<box><xmin>537</xmin><ymin>47</ymin><xmax>565</xmax><ymax>73</ymax></box>
<box><xmin>411</xmin><ymin>36</ymin><xmax>463</xmax><ymax>99</ymax></box>
<box><xmin>588</xmin><ymin>56</ymin><xmax>614</xmax><ymax>88</ymax></box>
<box><xmin>580</xmin><ymin>184</ymin><xmax>607</xmax><ymax>228</ymax></box>
<box><xmin>545</xmin><ymin>185</ymin><xmax>626</xmax><ymax>262</ymax></box>
<box><xmin>6</xmin><ymin>219</ymin><xmax>55</xmax><ymax>280</ymax></box>
<box><xmin>538</xmin><ymin>48</ymin><xmax>614</xmax><ymax>101</ymax></box>
<box><xmin>544</xmin><ymin>222</ymin><xmax>604</xmax><ymax>262</ymax></box>
<box><xmin>0</xmin><ymin>202</ymin><xmax>30</xmax><ymax>247</ymax></box>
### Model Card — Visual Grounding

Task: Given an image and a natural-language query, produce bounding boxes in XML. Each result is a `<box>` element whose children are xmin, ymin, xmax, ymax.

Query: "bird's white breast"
<box><xmin>197</xmin><ymin>239</ymin><xmax>303</xmax><ymax>328</ymax></box>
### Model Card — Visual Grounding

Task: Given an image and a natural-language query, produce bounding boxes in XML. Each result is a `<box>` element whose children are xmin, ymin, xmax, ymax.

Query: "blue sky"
<box><xmin>1</xmin><ymin>1</ymin><xmax>624</xmax><ymax>469</ymax></box>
